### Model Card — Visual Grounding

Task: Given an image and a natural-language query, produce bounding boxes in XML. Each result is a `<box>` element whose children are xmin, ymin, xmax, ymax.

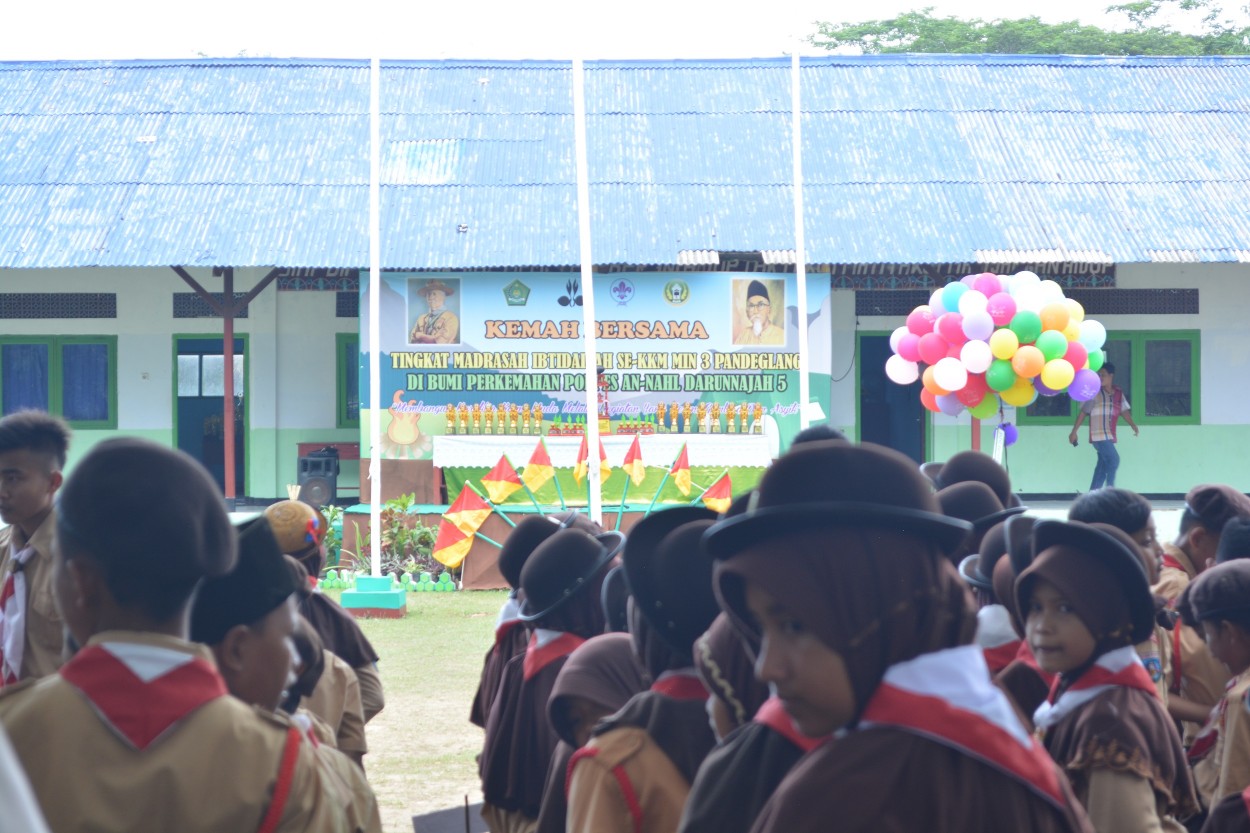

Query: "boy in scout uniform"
<box><xmin>0</xmin><ymin>438</ymin><xmax>351</xmax><ymax>832</ymax></box>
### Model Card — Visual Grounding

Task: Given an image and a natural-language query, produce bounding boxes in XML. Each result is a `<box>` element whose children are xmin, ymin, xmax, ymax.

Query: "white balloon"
<box><xmin>885</xmin><ymin>354</ymin><xmax>920</xmax><ymax>385</ymax></box>
<box><xmin>957</xmin><ymin>289</ymin><xmax>988</xmax><ymax>315</ymax></box>
<box><xmin>929</xmin><ymin>288</ymin><xmax>947</xmax><ymax>315</ymax></box>
<box><xmin>1079</xmin><ymin>319</ymin><xmax>1107</xmax><ymax>351</ymax></box>
<box><xmin>889</xmin><ymin>325</ymin><xmax>909</xmax><ymax>354</ymax></box>
<box><xmin>1015</xmin><ymin>286</ymin><xmax>1044</xmax><ymax>314</ymax></box>
<box><xmin>1011</xmin><ymin>271</ymin><xmax>1040</xmax><ymax>297</ymax></box>
<box><xmin>960</xmin><ymin>339</ymin><xmax>993</xmax><ymax>374</ymax></box>
<box><xmin>1038</xmin><ymin>279</ymin><xmax>1065</xmax><ymax>304</ymax></box>
<box><xmin>933</xmin><ymin>356</ymin><xmax>969</xmax><ymax>392</ymax></box>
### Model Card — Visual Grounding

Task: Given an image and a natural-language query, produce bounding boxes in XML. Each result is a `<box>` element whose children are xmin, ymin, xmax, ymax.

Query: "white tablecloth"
<box><xmin>432</xmin><ymin>432</ymin><xmax>773</xmax><ymax>468</ymax></box>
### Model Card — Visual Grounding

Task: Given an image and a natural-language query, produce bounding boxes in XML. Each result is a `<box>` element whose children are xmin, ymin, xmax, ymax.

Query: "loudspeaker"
<box><xmin>298</xmin><ymin>448</ymin><xmax>340</xmax><ymax>506</ymax></box>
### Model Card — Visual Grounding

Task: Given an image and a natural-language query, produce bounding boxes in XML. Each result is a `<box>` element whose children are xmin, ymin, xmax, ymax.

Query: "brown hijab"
<box><xmin>694</xmin><ymin>613</ymin><xmax>768</xmax><ymax>730</ymax></box>
<box><xmin>547</xmin><ymin>632</ymin><xmax>649</xmax><ymax>747</ymax></box>
<box><xmin>716</xmin><ymin>527</ymin><xmax>977</xmax><ymax>720</ymax></box>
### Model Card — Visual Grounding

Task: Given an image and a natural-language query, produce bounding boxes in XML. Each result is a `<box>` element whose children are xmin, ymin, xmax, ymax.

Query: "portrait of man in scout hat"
<box><xmin>408</xmin><ymin>278</ymin><xmax>460</xmax><ymax>345</ymax></box>
<box><xmin>733</xmin><ymin>277</ymin><xmax>784</xmax><ymax>346</ymax></box>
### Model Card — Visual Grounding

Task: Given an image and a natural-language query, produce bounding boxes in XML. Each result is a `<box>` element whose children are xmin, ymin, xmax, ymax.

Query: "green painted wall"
<box><xmin>931</xmin><ymin>423</ymin><xmax>1250</xmax><ymax>495</ymax></box>
<box><xmin>63</xmin><ymin>429</ymin><xmax>175</xmax><ymax>473</ymax></box>
<box><xmin>262</xmin><ymin>427</ymin><xmax>362</xmax><ymax>500</ymax></box>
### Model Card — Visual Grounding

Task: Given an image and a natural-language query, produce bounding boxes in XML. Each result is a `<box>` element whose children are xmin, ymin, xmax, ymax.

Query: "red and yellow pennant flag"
<box><xmin>573</xmin><ymin>435</ymin><xmax>611</xmax><ymax>485</ymax></box>
<box><xmin>443</xmin><ymin>484</ymin><xmax>491</xmax><ymax>536</ymax></box>
<box><xmin>482</xmin><ymin>455</ymin><xmax>524</xmax><ymax>504</ymax></box>
<box><xmin>622</xmin><ymin>434</ymin><xmax>645</xmax><ymax>487</ymax></box>
<box><xmin>521</xmin><ymin>438</ymin><xmax>555</xmax><ymax>493</ymax></box>
<box><xmin>432</xmin><ymin>518</ymin><xmax>473</xmax><ymax>568</ymax></box>
<box><xmin>700</xmin><ymin>472</ymin><xmax>733</xmax><ymax>514</ymax></box>
<box><xmin>670</xmin><ymin>443</ymin><xmax>692</xmax><ymax>496</ymax></box>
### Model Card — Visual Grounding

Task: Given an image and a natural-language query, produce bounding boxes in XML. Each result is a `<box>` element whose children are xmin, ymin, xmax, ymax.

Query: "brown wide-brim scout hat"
<box><xmin>417</xmin><ymin>279</ymin><xmax>455</xmax><ymax>298</ymax></box>
<box><xmin>623</xmin><ymin>507</ymin><xmax>720</xmax><ymax>655</ymax></box>
<box><xmin>958</xmin><ymin>519</ymin><xmax>1012</xmax><ymax>593</ymax></box>
<box><xmin>263</xmin><ymin>500</ymin><xmax>327</xmax><ymax>556</ymax></box>
<box><xmin>497</xmin><ymin>511</ymin><xmax>601</xmax><ymax>590</ymax></box>
<box><xmin>938</xmin><ymin>481</ymin><xmax>1026</xmax><ymax>536</ymax></box>
<box><xmin>600</xmin><ymin>564</ymin><xmax>631</xmax><ymax>633</ymax></box>
<box><xmin>1015</xmin><ymin>519</ymin><xmax>1155</xmax><ymax>645</ymax></box>
<box><xmin>518</xmin><ymin>528</ymin><xmax>623</xmax><ymax>622</ymax></box>
<box><xmin>933</xmin><ymin>450</ymin><xmax>1018</xmax><ymax>508</ymax></box>
<box><xmin>703</xmin><ymin>441</ymin><xmax>972</xmax><ymax>561</ymax></box>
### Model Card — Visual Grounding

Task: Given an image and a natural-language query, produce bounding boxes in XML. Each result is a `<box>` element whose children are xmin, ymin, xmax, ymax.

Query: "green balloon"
<box><xmin>969</xmin><ymin>394</ymin><xmax>999</xmax><ymax>419</ymax></box>
<box><xmin>1036</xmin><ymin>330</ymin><xmax>1068</xmax><ymax>362</ymax></box>
<box><xmin>1009</xmin><ymin>311</ymin><xmax>1043</xmax><ymax>345</ymax></box>
<box><xmin>986</xmin><ymin>359</ymin><xmax>1018</xmax><ymax>392</ymax></box>
<box><xmin>1087</xmin><ymin>349</ymin><xmax>1105</xmax><ymax>372</ymax></box>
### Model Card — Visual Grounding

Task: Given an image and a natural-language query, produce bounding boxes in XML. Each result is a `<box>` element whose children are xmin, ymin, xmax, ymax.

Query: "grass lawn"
<box><xmin>345</xmin><ymin>589</ymin><xmax>507</xmax><ymax>833</ymax></box>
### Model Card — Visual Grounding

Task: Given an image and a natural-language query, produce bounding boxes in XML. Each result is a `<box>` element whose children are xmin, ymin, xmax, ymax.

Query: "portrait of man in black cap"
<box><xmin>732</xmin><ymin>277</ymin><xmax>784</xmax><ymax>346</ymax></box>
<box><xmin>408</xmin><ymin>278</ymin><xmax>460</xmax><ymax>344</ymax></box>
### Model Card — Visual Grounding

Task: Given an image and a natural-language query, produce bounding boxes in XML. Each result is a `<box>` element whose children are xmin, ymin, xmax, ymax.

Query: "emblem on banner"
<box><xmin>663</xmin><ymin>280</ymin><xmax>690</xmax><ymax>306</ymax></box>
<box><xmin>610</xmin><ymin>279</ymin><xmax>635</xmax><ymax>305</ymax></box>
<box><xmin>503</xmin><ymin>279</ymin><xmax>531</xmax><ymax>306</ymax></box>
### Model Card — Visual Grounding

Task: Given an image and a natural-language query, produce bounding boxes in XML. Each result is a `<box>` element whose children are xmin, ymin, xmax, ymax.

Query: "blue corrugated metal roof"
<box><xmin>2</xmin><ymin>55</ymin><xmax>1250</xmax><ymax>269</ymax></box>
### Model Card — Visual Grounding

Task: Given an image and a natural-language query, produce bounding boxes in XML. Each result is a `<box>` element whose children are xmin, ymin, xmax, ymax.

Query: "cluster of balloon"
<box><xmin>885</xmin><ymin>272</ymin><xmax>1107</xmax><ymax>418</ymax></box>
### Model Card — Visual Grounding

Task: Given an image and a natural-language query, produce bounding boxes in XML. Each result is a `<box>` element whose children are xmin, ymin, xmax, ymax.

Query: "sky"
<box><xmin>6</xmin><ymin>0</ymin><xmax>1239</xmax><ymax>62</ymax></box>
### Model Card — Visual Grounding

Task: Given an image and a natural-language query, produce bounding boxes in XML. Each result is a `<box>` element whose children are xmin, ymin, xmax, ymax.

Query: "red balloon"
<box><xmin>917</xmin><ymin>332</ymin><xmax>949</xmax><ymax>366</ymax></box>
<box><xmin>897</xmin><ymin>333</ymin><xmax>921</xmax><ymax>363</ymax></box>
<box><xmin>920</xmin><ymin>388</ymin><xmax>940</xmax><ymax>413</ymax></box>
<box><xmin>956</xmin><ymin>373</ymin><xmax>989</xmax><ymax>407</ymax></box>
<box><xmin>936</xmin><ymin>312</ymin><xmax>968</xmax><ymax>346</ymax></box>
<box><xmin>1063</xmin><ymin>340</ymin><xmax>1089</xmax><ymax>370</ymax></box>
<box><xmin>907</xmin><ymin>306</ymin><xmax>936</xmax><ymax>336</ymax></box>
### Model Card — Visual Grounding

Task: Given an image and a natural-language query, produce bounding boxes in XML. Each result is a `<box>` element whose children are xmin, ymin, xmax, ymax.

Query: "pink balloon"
<box><xmin>897</xmin><ymin>333</ymin><xmax>921</xmax><ymax>362</ymax></box>
<box><xmin>918</xmin><ymin>332</ymin><xmax>949</xmax><ymax>366</ymax></box>
<box><xmin>973</xmin><ymin>273</ymin><xmax>1003</xmax><ymax>297</ymax></box>
<box><xmin>986</xmin><ymin>292</ymin><xmax>1017</xmax><ymax>327</ymax></box>
<box><xmin>936</xmin><ymin>312</ymin><xmax>968</xmax><ymax>346</ymax></box>
<box><xmin>907</xmin><ymin>305</ymin><xmax>936</xmax><ymax>336</ymax></box>
<box><xmin>1069</xmin><ymin>369</ymin><xmax>1101</xmax><ymax>401</ymax></box>
<box><xmin>1063</xmin><ymin>340</ymin><xmax>1088</xmax><ymax>370</ymax></box>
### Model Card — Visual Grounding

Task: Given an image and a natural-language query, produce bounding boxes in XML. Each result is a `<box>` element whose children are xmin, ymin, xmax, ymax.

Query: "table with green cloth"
<box><xmin>432</xmin><ymin>433</ymin><xmax>772</xmax><ymax>506</ymax></box>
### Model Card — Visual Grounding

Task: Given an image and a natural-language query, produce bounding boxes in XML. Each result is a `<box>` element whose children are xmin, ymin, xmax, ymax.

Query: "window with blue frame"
<box><xmin>0</xmin><ymin>336</ymin><xmax>117</xmax><ymax>428</ymax></box>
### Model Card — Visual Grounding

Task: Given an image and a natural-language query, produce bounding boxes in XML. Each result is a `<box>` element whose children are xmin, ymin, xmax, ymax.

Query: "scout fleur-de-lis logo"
<box><xmin>558</xmin><ymin>278</ymin><xmax>584</xmax><ymax>307</ymax></box>
<box><xmin>611</xmin><ymin>278</ymin><xmax>634</xmax><ymax>306</ymax></box>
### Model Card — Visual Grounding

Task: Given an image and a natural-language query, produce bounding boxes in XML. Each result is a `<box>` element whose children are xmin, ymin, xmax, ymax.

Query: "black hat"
<box><xmin>746</xmin><ymin>280</ymin><xmax>769</xmax><ymax>302</ymax></box>
<box><xmin>1005</xmin><ymin>514</ymin><xmax>1039</xmax><ymax>579</ymax></box>
<box><xmin>623</xmin><ymin>508</ymin><xmax>720</xmax><ymax>655</ymax></box>
<box><xmin>498</xmin><ymin>511</ymin><xmax>600</xmax><ymax>590</ymax></box>
<box><xmin>191</xmin><ymin>518</ymin><xmax>300</xmax><ymax>645</ymax></box>
<box><xmin>703</xmin><ymin>441</ymin><xmax>972</xmax><ymax>560</ymax></box>
<box><xmin>1185</xmin><ymin>484</ymin><xmax>1250</xmax><ymax>535</ymax></box>
<box><xmin>1183</xmin><ymin>560</ymin><xmax>1250</xmax><ymax>624</ymax></box>
<box><xmin>1217</xmin><ymin>517</ymin><xmax>1250</xmax><ymax>564</ymax></box>
<box><xmin>937</xmin><ymin>481</ymin><xmax>1026</xmax><ymax>533</ymax></box>
<box><xmin>958</xmin><ymin>519</ymin><xmax>1011</xmax><ymax>593</ymax></box>
<box><xmin>1016</xmin><ymin>519</ymin><xmax>1155</xmax><ymax>645</ymax></box>
<box><xmin>933</xmin><ymin>450</ymin><xmax>1015</xmax><ymax>508</ymax></box>
<box><xmin>518</xmin><ymin>528</ymin><xmax>623</xmax><ymax>622</ymax></box>
<box><xmin>600</xmin><ymin>564</ymin><xmax>631</xmax><ymax>633</ymax></box>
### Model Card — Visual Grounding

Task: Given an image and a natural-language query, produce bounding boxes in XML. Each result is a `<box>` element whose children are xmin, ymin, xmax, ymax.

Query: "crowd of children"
<box><xmin>5</xmin><ymin>400</ymin><xmax>1250</xmax><ymax>832</ymax></box>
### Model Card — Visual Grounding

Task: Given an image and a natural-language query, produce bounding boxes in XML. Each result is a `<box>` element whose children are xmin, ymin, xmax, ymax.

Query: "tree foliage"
<box><xmin>811</xmin><ymin>0</ymin><xmax>1250</xmax><ymax>55</ymax></box>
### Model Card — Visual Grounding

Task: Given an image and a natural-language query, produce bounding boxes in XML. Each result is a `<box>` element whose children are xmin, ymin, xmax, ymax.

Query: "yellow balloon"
<box><xmin>1062</xmin><ymin>321</ymin><xmax>1081</xmax><ymax>341</ymax></box>
<box><xmin>1040</xmin><ymin>358</ymin><xmax>1076</xmax><ymax>390</ymax></box>
<box><xmin>1064</xmin><ymin>298</ymin><xmax>1085</xmax><ymax>324</ymax></box>
<box><xmin>1000</xmin><ymin>378</ymin><xmax>1036</xmax><ymax>407</ymax></box>
<box><xmin>989</xmin><ymin>328</ymin><xmax>1019</xmax><ymax>360</ymax></box>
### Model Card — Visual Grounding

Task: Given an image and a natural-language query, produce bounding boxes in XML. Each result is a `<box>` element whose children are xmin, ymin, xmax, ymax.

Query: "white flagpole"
<box><xmin>368</xmin><ymin>57</ymin><xmax>383</xmax><ymax>576</ymax></box>
<box><xmin>792</xmin><ymin>53</ymin><xmax>812</xmax><ymax>430</ymax></box>
<box><xmin>572</xmin><ymin>58</ymin><xmax>603</xmax><ymax>524</ymax></box>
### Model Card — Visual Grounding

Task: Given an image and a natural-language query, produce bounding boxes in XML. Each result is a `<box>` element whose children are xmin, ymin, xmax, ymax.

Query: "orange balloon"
<box><xmin>920</xmin><ymin>388</ymin><xmax>940</xmax><ymax>412</ymax></box>
<box><xmin>1011</xmin><ymin>344</ymin><xmax>1045</xmax><ymax>378</ymax></box>
<box><xmin>922</xmin><ymin>365</ymin><xmax>951</xmax><ymax>396</ymax></box>
<box><xmin>1040</xmin><ymin>302</ymin><xmax>1070</xmax><ymax>332</ymax></box>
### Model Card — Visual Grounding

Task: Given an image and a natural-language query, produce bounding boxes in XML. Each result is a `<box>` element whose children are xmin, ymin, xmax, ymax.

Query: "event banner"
<box><xmin>361</xmin><ymin>271</ymin><xmax>803</xmax><ymax>460</ymax></box>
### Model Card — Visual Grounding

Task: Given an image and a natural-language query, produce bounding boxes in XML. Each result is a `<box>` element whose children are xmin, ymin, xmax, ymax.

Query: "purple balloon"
<box><xmin>1068</xmin><ymin>369</ymin><xmax>1101</xmax><ymax>402</ymax></box>
<box><xmin>1001</xmin><ymin>422</ymin><xmax>1019</xmax><ymax>446</ymax></box>
<box><xmin>1033</xmin><ymin>377</ymin><xmax>1062</xmax><ymax>397</ymax></box>
<box><xmin>936</xmin><ymin>393</ymin><xmax>964</xmax><ymax>417</ymax></box>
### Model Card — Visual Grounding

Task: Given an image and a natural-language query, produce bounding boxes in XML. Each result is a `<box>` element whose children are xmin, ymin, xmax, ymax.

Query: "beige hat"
<box><xmin>263</xmin><ymin>500</ymin><xmax>326</xmax><ymax>555</ymax></box>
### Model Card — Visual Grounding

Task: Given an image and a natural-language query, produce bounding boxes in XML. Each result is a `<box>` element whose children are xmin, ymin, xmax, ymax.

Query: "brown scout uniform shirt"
<box><xmin>567</xmin><ymin>726</ymin><xmax>693</xmax><ymax>833</ymax></box>
<box><xmin>1195</xmin><ymin>668</ymin><xmax>1250</xmax><ymax>809</ymax></box>
<box><xmin>303</xmin><ymin>649</ymin><xmax>368</xmax><ymax>757</ymax></box>
<box><xmin>1155</xmin><ymin>543</ymin><xmax>1231</xmax><ymax>741</ymax></box>
<box><xmin>0</xmin><ymin>514</ymin><xmax>65</xmax><ymax>681</ymax></box>
<box><xmin>0</xmin><ymin>631</ymin><xmax>353</xmax><ymax>833</ymax></box>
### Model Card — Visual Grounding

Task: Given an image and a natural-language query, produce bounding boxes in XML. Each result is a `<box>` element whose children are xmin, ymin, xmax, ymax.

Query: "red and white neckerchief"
<box><xmin>1187</xmin><ymin>675</ymin><xmax>1243</xmax><ymax>764</ymax></box>
<box><xmin>0</xmin><ymin>546</ymin><xmax>36</xmax><ymax>686</ymax></box>
<box><xmin>59</xmin><ymin>640</ymin><xmax>228</xmax><ymax>750</ymax></box>
<box><xmin>651</xmin><ymin>668</ymin><xmax>708</xmax><ymax>701</ymax></box>
<box><xmin>1032</xmin><ymin>645</ymin><xmax>1157</xmax><ymax>731</ymax></box>
<box><xmin>753</xmin><ymin>696</ymin><xmax>824</xmax><ymax>753</ymax></box>
<box><xmin>859</xmin><ymin>644</ymin><xmax>1068</xmax><ymax>809</ymax></box>
<box><xmin>523</xmin><ymin>629</ymin><xmax>584</xmax><ymax>681</ymax></box>
<box><xmin>976</xmin><ymin>605</ymin><xmax>1021</xmax><ymax>675</ymax></box>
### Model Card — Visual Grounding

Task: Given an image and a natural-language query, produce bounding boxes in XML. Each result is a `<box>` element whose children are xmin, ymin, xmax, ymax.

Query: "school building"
<box><xmin>1</xmin><ymin>55</ymin><xmax>1247</xmax><ymax>500</ymax></box>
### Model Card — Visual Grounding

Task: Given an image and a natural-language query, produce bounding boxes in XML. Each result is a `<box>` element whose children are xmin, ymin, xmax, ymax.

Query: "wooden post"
<box><xmin>971</xmin><ymin>416</ymin><xmax>981</xmax><ymax>452</ymax></box>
